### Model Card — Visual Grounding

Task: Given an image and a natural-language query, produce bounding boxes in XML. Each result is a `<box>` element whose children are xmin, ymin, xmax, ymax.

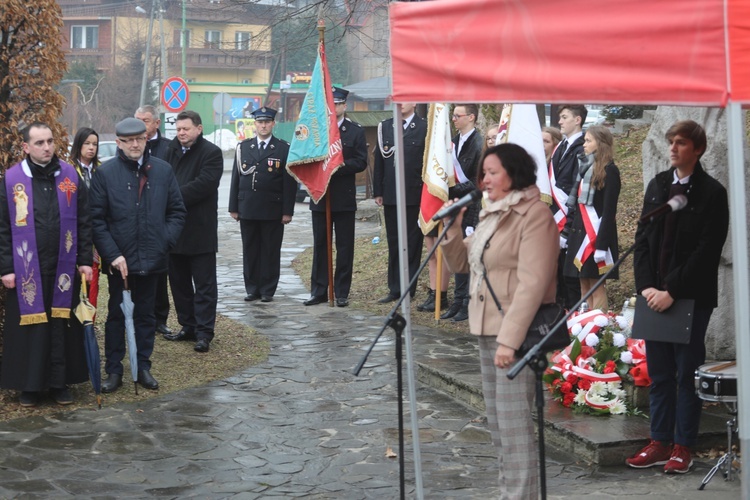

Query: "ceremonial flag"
<box><xmin>419</xmin><ymin>103</ymin><xmax>454</xmax><ymax>234</ymax></box>
<box><xmin>286</xmin><ymin>40</ymin><xmax>344</xmax><ymax>204</ymax></box>
<box><xmin>496</xmin><ymin>104</ymin><xmax>552</xmax><ymax>205</ymax></box>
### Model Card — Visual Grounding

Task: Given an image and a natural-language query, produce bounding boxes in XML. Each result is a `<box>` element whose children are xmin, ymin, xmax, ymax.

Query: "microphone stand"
<box><xmin>353</xmin><ymin>214</ymin><xmax>458</xmax><ymax>500</ymax></box>
<box><xmin>507</xmin><ymin>220</ymin><xmax>658</xmax><ymax>500</ymax></box>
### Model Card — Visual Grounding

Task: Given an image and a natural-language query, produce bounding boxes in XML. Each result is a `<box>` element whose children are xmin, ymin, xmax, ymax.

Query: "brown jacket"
<box><xmin>441</xmin><ymin>192</ymin><xmax>558</xmax><ymax>350</ymax></box>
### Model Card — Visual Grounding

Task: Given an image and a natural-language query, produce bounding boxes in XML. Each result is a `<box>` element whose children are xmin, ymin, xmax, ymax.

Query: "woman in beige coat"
<box><xmin>440</xmin><ymin>143</ymin><xmax>558</xmax><ymax>499</ymax></box>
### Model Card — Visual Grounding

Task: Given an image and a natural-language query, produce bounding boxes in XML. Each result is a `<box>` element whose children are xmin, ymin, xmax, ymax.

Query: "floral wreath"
<box><xmin>543</xmin><ymin>303</ymin><xmax>650</xmax><ymax>415</ymax></box>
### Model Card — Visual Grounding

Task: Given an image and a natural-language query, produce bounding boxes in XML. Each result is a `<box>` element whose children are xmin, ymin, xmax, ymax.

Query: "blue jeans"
<box><xmin>646</xmin><ymin>306</ymin><xmax>713</xmax><ymax>447</ymax></box>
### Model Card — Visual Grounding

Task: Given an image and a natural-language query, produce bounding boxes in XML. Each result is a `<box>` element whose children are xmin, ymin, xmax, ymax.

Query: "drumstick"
<box><xmin>706</xmin><ymin>361</ymin><xmax>736</xmax><ymax>372</ymax></box>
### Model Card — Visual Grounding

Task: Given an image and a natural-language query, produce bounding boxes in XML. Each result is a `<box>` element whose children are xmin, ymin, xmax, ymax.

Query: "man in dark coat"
<box><xmin>229</xmin><ymin>107</ymin><xmax>295</xmax><ymax>303</ymax></box>
<box><xmin>372</xmin><ymin>103</ymin><xmax>426</xmax><ymax>303</ymax></box>
<box><xmin>135</xmin><ymin>104</ymin><xmax>172</xmax><ymax>336</ymax></box>
<box><xmin>627</xmin><ymin>120</ymin><xmax>729</xmax><ymax>474</ymax></box>
<box><xmin>0</xmin><ymin>122</ymin><xmax>93</xmax><ymax>407</ymax></box>
<box><xmin>90</xmin><ymin>118</ymin><xmax>186</xmax><ymax>393</ymax></box>
<box><xmin>303</xmin><ymin>87</ymin><xmax>368</xmax><ymax>307</ymax></box>
<box><xmin>162</xmin><ymin>110</ymin><xmax>223</xmax><ymax>353</ymax></box>
<box><xmin>553</xmin><ymin>104</ymin><xmax>587</xmax><ymax>310</ymax></box>
<box><xmin>440</xmin><ymin>103</ymin><xmax>483</xmax><ymax>322</ymax></box>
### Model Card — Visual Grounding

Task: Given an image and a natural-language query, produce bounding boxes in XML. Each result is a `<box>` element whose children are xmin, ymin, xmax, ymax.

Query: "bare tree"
<box><xmin>0</xmin><ymin>0</ymin><xmax>68</xmax><ymax>168</ymax></box>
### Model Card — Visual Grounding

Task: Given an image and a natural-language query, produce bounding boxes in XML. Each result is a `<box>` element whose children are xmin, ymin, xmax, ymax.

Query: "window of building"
<box><xmin>205</xmin><ymin>30</ymin><xmax>221</xmax><ymax>49</ymax></box>
<box><xmin>235</xmin><ymin>31</ymin><xmax>252</xmax><ymax>51</ymax></box>
<box><xmin>174</xmin><ymin>29</ymin><xmax>192</xmax><ymax>48</ymax></box>
<box><xmin>71</xmin><ymin>26</ymin><xmax>99</xmax><ymax>49</ymax></box>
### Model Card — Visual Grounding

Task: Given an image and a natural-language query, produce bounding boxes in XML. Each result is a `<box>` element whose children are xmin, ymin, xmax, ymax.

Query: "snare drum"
<box><xmin>695</xmin><ymin>361</ymin><xmax>737</xmax><ymax>402</ymax></box>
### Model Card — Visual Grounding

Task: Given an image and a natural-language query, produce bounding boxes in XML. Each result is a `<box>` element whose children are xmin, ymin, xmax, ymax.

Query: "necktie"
<box><xmin>83</xmin><ymin>168</ymin><xmax>91</xmax><ymax>186</ymax></box>
<box><xmin>403</xmin><ymin>120</ymin><xmax>407</xmax><ymax>130</ymax></box>
<box><xmin>557</xmin><ymin>140</ymin><xmax>568</xmax><ymax>159</ymax></box>
<box><xmin>260</xmin><ymin>142</ymin><xmax>266</xmax><ymax>150</ymax></box>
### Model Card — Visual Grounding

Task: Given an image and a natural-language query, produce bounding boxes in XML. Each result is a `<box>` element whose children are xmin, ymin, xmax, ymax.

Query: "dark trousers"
<box><xmin>169</xmin><ymin>252</ymin><xmax>217</xmax><ymax>341</ymax></box>
<box><xmin>556</xmin><ymin>249</ymin><xmax>581</xmax><ymax>310</ymax></box>
<box><xmin>104</xmin><ymin>273</ymin><xmax>158</xmax><ymax>375</ymax></box>
<box><xmin>311</xmin><ymin>210</ymin><xmax>355</xmax><ymax>299</ymax></box>
<box><xmin>384</xmin><ymin>204</ymin><xmax>423</xmax><ymax>297</ymax></box>
<box><xmin>646</xmin><ymin>306</ymin><xmax>713</xmax><ymax>447</ymax></box>
<box><xmin>239</xmin><ymin>219</ymin><xmax>285</xmax><ymax>297</ymax></box>
<box><xmin>154</xmin><ymin>270</ymin><xmax>170</xmax><ymax>324</ymax></box>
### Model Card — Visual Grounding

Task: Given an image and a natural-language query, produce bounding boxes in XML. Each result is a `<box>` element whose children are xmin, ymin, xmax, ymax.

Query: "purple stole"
<box><xmin>5</xmin><ymin>160</ymin><xmax>79</xmax><ymax>325</ymax></box>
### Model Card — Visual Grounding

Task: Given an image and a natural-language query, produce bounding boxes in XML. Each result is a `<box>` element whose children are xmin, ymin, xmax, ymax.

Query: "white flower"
<box><xmin>571</xmin><ymin>323</ymin><xmax>582</xmax><ymax>336</ymax></box>
<box><xmin>607</xmin><ymin>381</ymin><xmax>622</xmax><ymax>392</ymax></box>
<box><xmin>615</xmin><ymin>315</ymin><xmax>629</xmax><ymax>330</ymax></box>
<box><xmin>589</xmin><ymin>381</ymin><xmax>607</xmax><ymax>396</ymax></box>
<box><xmin>608</xmin><ymin>399</ymin><xmax>627</xmax><ymax>415</ymax></box>
<box><xmin>585</xmin><ymin>333</ymin><xmax>599</xmax><ymax>347</ymax></box>
<box><xmin>587</xmin><ymin>393</ymin><xmax>606</xmax><ymax>405</ymax></box>
<box><xmin>620</xmin><ymin>351</ymin><xmax>633</xmax><ymax>364</ymax></box>
<box><xmin>612</xmin><ymin>388</ymin><xmax>627</xmax><ymax>399</ymax></box>
<box><xmin>574</xmin><ymin>389</ymin><xmax>587</xmax><ymax>405</ymax></box>
<box><xmin>594</xmin><ymin>315</ymin><xmax>609</xmax><ymax>327</ymax></box>
<box><xmin>612</xmin><ymin>333</ymin><xmax>627</xmax><ymax>347</ymax></box>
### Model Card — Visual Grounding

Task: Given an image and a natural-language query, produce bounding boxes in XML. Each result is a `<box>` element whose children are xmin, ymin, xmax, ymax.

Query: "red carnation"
<box><xmin>579</xmin><ymin>379</ymin><xmax>592</xmax><ymax>391</ymax></box>
<box><xmin>603</xmin><ymin>360</ymin><xmax>616</xmax><ymax>374</ymax></box>
<box><xmin>566</xmin><ymin>374</ymin><xmax>578</xmax><ymax>384</ymax></box>
<box><xmin>630</xmin><ymin>362</ymin><xmax>651</xmax><ymax>387</ymax></box>
<box><xmin>580</xmin><ymin>346</ymin><xmax>596</xmax><ymax>359</ymax></box>
<box><xmin>562</xmin><ymin>392</ymin><xmax>576</xmax><ymax>407</ymax></box>
<box><xmin>553</xmin><ymin>378</ymin><xmax>562</xmax><ymax>387</ymax></box>
<box><xmin>560</xmin><ymin>382</ymin><xmax>573</xmax><ymax>394</ymax></box>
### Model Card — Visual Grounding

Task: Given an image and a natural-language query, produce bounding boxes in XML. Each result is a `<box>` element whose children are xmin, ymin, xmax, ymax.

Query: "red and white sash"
<box><xmin>548</xmin><ymin>160</ymin><xmax>569</xmax><ymax>232</ymax></box>
<box><xmin>573</xmin><ymin>193</ymin><xmax>613</xmax><ymax>274</ymax></box>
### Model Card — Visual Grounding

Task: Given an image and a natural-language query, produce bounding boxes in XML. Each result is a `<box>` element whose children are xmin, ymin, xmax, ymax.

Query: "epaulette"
<box><xmin>344</xmin><ymin>117</ymin><xmax>362</xmax><ymax>128</ymax></box>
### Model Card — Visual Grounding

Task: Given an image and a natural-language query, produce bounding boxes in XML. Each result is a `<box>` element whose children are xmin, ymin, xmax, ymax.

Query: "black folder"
<box><xmin>631</xmin><ymin>296</ymin><xmax>695</xmax><ymax>344</ymax></box>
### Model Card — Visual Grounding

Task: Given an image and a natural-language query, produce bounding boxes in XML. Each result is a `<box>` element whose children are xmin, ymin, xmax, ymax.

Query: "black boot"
<box><xmin>452</xmin><ymin>298</ymin><xmax>470</xmax><ymax>322</ymax></box>
<box><xmin>437</xmin><ymin>292</ymin><xmax>449</xmax><ymax>311</ymax></box>
<box><xmin>416</xmin><ymin>289</ymin><xmax>435</xmax><ymax>312</ymax></box>
<box><xmin>440</xmin><ymin>300</ymin><xmax>462</xmax><ymax>319</ymax></box>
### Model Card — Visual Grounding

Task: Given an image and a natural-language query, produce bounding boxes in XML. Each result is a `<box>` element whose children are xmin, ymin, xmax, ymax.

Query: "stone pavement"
<box><xmin>0</xmin><ymin>169</ymin><xmax>741</xmax><ymax>498</ymax></box>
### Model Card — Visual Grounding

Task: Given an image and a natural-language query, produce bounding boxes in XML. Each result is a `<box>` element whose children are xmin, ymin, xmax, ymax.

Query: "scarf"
<box><xmin>468</xmin><ymin>186</ymin><xmax>539</xmax><ymax>295</ymax></box>
<box><xmin>5</xmin><ymin>159</ymin><xmax>79</xmax><ymax>324</ymax></box>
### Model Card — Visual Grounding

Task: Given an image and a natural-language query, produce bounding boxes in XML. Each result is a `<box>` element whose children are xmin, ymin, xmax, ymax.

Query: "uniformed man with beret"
<box><xmin>372</xmin><ymin>103</ymin><xmax>426</xmax><ymax>304</ymax></box>
<box><xmin>229</xmin><ymin>107</ymin><xmax>296</xmax><ymax>302</ymax></box>
<box><xmin>303</xmin><ymin>87</ymin><xmax>368</xmax><ymax>307</ymax></box>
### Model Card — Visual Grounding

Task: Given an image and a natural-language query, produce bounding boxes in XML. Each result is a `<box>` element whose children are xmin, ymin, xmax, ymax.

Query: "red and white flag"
<box><xmin>419</xmin><ymin>103</ymin><xmax>454</xmax><ymax>234</ymax></box>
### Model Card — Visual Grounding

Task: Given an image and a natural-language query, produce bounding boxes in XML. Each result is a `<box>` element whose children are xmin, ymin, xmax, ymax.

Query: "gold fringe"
<box><xmin>51</xmin><ymin>308</ymin><xmax>71</xmax><ymax>319</ymax></box>
<box><xmin>19</xmin><ymin>313</ymin><xmax>48</xmax><ymax>325</ymax></box>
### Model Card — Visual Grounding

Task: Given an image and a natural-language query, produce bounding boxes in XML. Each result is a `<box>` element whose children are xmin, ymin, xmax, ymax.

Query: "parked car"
<box><xmin>583</xmin><ymin>109</ymin><xmax>606</xmax><ymax>130</ymax></box>
<box><xmin>98</xmin><ymin>140</ymin><xmax>117</xmax><ymax>162</ymax></box>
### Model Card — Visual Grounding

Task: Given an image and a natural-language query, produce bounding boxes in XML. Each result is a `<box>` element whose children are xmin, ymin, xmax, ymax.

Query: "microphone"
<box><xmin>638</xmin><ymin>194</ymin><xmax>688</xmax><ymax>224</ymax></box>
<box><xmin>432</xmin><ymin>190</ymin><xmax>482</xmax><ymax>221</ymax></box>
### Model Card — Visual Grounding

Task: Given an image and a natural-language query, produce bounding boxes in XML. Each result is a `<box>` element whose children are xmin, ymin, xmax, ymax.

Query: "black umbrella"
<box><xmin>73</xmin><ymin>273</ymin><xmax>101</xmax><ymax>408</ymax></box>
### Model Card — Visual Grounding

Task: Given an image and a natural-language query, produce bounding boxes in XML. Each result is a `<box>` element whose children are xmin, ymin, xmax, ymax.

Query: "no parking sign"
<box><xmin>161</xmin><ymin>77</ymin><xmax>190</xmax><ymax>113</ymax></box>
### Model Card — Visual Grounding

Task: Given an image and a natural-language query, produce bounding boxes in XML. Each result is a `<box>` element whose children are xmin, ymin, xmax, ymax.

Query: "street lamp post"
<box><xmin>138</xmin><ymin>1</ymin><xmax>156</xmax><ymax>106</ymax></box>
<box><xmin>181</xmin><ymin>0</ymin><xmax>187</xmax><ymax>79</ymax></box>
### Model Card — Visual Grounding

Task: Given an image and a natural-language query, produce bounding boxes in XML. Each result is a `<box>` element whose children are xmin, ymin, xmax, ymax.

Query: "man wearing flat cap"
<box><xmin>90</xmin><ymin>117</ymin><xmax>186</xmax><ymax>394</ymax></box>
<box><xmin>304</xmin><ymin>87</ymin><xmax>368</xmax><ymax>307</ymax></box>
<box><xmin>229</xmin><ymin>106</ymin><xmax>295</xmax><ymax>303</ymax></box>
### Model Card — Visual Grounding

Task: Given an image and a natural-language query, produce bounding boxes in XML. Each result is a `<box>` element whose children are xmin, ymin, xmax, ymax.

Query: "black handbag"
<box><xmin>482</xmin><ymin>270</ymin><xmax>569</xmax><ymax>356</ymax></box>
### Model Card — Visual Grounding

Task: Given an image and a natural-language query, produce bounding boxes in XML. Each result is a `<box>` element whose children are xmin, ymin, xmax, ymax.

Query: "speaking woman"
<box><xmin>440</xmin><ymin>143</ymin><xmax>558</xmax><ymax>498</ymax></box>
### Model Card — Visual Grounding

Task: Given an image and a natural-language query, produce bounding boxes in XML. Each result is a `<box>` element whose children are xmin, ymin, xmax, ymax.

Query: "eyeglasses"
<box><xmin>486</xmin><ymin>136</ymin><xmax>497</xmax><ymax>143</ymax></box>
<box><xmin>452</xmin><ymin>114</ymin><xmax>468</xmax><ymax>120</ymax></box>
<box><xmin>117</xmin><ymin>137</ymin><xmax>147</xmax><ymax>145</ymax></box>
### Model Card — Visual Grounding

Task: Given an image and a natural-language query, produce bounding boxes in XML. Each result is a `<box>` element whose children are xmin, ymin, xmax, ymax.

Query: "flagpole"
<box><xmin>435</xmin><ymin>222</ymin><xmax>443</xmax><ymax>321</ymax></box>
<box><xmin>317</xmin><ymin>20</ymin><xmax>335</xmax><ymax>307</ymax></box>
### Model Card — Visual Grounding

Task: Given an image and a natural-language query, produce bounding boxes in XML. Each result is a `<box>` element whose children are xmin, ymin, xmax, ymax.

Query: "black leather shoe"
<box><xmin>194</xmin><ymin>339</ymin><xmax>210</xmax><ymax>353</ymax></box>
<box><xmin>244</xmin><ymin>294</ymin><xmax>260</xmax><ymax>302</ymax></box>
<box><xmin>303</xmin><ymin>295</ymin><xmax>326</xmax><ymax>306</ymax></box>
<box><xmin>101</xmin><ymin>374</ymin><xmax>123</xmax><ymax>394</ymax></box>
<box><xmin>452</xmin><ymin>306</ymin><xmax>469</xmax><ymax>322</ymax></box>
<box><xmin>50</xmin><ymin>387</ymin><xmax>73</xmax><ymax>405</ymax></box>
<box><xmin>416</xmin><ymin>290</ymin><xmax>435</xmax><ymax>311</ymax></box>
<box><xmin>336</xmin><ymin>298</ymin><xmax>349</xmax><ymax>307</ymax></box>
<box><xmin>155</xmin><ymin>323</ymin><xmax>172</xmax><ymax>335</ymax></box>
<box><xmin>440</xmin><ymin>302</ymin><xmax>462</xmax><ymax>320</ymax></box>
<box><xmin>19</xmin><ymin>391</ymin><xmax>39</xmax><ymax>407</ymax></box>
<box><xmin>138</xmin><ymin>370</ymin><xmax>159</xmax><ymax>390</ymax></box>
<box><xmin>260</xmin><ymin>295</ymin><xmax>273</xmax><ymax>302</ymax></box>
<box><xmin>377</xmin><ymin>293</ymin><xmax>399</xmax><ymax>304</ymax></box>
<box><xmin>163</xmin><ymin>328</ymin><xmax>196</xmax><ymax>341</ymax></box>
